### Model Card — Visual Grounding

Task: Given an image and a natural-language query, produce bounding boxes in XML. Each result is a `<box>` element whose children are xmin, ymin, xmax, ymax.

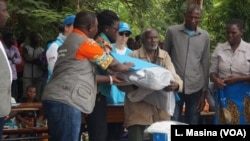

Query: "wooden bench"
<box><xmin>107</xmin><ymin>104</ymin><xmax>125</xmax><ymax>123</ymax></box>
<box><xmin>3</xmin><ymin>136</ymin><xmax>49</xmax><ymax>141</ymax></box>
<box><xmin>3</xmin><ymin>103</ymin><xmax>49</xmax><ymax>140</ymax></box>
<box><xmin>3</xmin><ymin>127</ymin><xmax>48</xmax><ymax>135</ymax></box>
<box><xmin>3</xmin><ymin>127</ymin><xmax>49</xmax><ymax>141</ymax></box>
<box><xmin>199</xmin><ymin>111</ymin><xmax>215</xmax><ymax>124</ymax></box>
<box><xmin>107</xmin><ymin>104</ymin><xmax>215</xmax><ymax>124</ymax></box>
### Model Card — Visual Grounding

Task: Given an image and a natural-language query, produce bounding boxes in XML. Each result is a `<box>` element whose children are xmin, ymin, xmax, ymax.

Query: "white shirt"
<box><xmin>46</xmin><ymin>42</ymin><xmax>60</xmax><ymax>72</ymax></box>
<box><xmin>210</xmin><ymin>40</ymin><xmax>250</xmax><ymax>78</ymax></box>
<box><xmin>115</xmin><ymin>47</ymin><xmax>127</xmax><ymax>55</ymax></box>
<box><xmin>46</xmin><ymin>33</ymin><xmax>66</xmax><ymax>72</ymax></box>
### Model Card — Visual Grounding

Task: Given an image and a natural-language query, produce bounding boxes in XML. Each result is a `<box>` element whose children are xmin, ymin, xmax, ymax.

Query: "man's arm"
<box><xmin>163</xmin><ymin>28</ymin><xmax>172</xmax><ymax>53</ymax></box>
<box><xmin>198</xmin><ymin>34</ymin><xmax>211</xmax><ymax>112</ymax></box>
<box><xmin>163</xmin><ymin>52</ymin><xmax>183</xmax><ymax>92</ymax></box>
<box><xmin>75</xmin><ymin>39</ymin><xmax>134</xmax><ymax>73</ymax></box>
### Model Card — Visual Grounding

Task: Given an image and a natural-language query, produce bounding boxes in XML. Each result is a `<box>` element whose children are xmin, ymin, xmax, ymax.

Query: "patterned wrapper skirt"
<box><xmin>214</xmin><ymin>82</ymin><xmax>250</xmax><ymax>125</ymax></box>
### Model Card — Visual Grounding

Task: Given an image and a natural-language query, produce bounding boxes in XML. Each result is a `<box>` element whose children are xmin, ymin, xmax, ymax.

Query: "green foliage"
<box><xmin>3</xmin><ymin>0</ymin><xmax>250</xmax><ymax>51</ymax></box>
<box><xmin>5</xmin><ymin>0</ymin><xmax>77</xmax><ymax>48</ymax></box>
<box><xmin>202</xmin><ymin>0</ymin><xmax>250</xmax><ymax>51</ymax></box>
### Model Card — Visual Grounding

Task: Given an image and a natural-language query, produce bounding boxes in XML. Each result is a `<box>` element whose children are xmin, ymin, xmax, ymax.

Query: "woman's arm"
<box><xmin>223</xmin><ymin>75</ymin><xmax>250</xmax><ymax>84</ymax></box>
<box><xmin>210</xmin><ymin>72</ymin><xmax>226</xmax><ymax>89</ymax></box>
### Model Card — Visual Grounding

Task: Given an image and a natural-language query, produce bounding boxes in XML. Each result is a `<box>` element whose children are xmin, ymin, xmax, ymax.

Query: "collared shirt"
<box><xmin>163</xmin><ymin>24</ymin><xmax>210</xmax><ymax>94</ymax></box>
<box><xmin>210</xmin><ymin>39</ymin><xmax>250</xmax><ymax>78</ymax></box>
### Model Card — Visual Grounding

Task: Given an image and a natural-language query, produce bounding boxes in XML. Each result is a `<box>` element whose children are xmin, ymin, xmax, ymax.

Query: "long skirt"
<box><xmin>214</xmin><ymin>82</ymin><xmax>250</xmax><ymax>124</ymax></box>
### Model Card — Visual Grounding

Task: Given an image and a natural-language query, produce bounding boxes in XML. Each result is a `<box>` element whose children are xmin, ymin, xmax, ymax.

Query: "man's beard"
<box><xmin>144</xmin><ymin>44</ymin><xmax>158</xmax><ymax>50</ymax></box>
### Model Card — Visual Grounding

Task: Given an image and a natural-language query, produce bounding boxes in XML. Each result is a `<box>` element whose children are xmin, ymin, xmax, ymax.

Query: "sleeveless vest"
<box><xmin>42</xmin><ymin>32</ymin><xmax>97</xmax><ymax>113</ymax></box>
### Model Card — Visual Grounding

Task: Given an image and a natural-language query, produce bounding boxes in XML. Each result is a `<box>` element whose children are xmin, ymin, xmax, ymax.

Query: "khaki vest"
<box><xmin>42</xmin><ymin>32</ymin><xmax>97</xmax><ymax>113</ymax></box>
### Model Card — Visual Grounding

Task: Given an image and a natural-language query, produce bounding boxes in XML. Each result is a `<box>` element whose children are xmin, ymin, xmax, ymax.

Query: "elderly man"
<box><xmin>123</xmin><ymin>28</ymin><xmax>183</xmax><ymax>141</ymax></box>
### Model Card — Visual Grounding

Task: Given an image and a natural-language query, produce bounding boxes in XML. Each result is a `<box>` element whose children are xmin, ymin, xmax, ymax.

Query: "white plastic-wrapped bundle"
<box><xmin>126</xmin><ymin>89</ymin><xmax>175</xmax><ymax>116</ymax></box>
<box><xmin>143</xmin><ymin>90</ymin><xmax>176</xmax><ymax>116</ymax></box>
<box><xmin>111</xmin><ymin>52</ymin><xmax>173</xmax><ymax>90</ymax></box>
<box><xmin>121</xmin><ymin>67</ymin><xmax>173</xmax><ymax>90</ymax></box>
<box><xmin>111</xmin><ymin>52</ymin><xmax>176</xmax><ymax>115</ymax></box>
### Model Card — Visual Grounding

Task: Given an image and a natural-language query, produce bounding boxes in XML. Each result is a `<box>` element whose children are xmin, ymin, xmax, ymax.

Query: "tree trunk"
<box><xmin>186</xmin><ymin>0</ymin><xmax>203</xmax><ymax>9</ymax></box>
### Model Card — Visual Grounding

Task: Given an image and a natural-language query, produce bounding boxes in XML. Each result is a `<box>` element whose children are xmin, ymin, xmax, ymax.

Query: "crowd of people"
<box><xmin>1</xmin><ymin>0</ymin><xmax>250</xmax><ymax>141</ymax></box>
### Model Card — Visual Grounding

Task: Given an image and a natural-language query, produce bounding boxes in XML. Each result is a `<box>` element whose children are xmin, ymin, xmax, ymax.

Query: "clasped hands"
<box><xmin>215</xmin><ymin>75</ymin><xmax>239</xmax><ymax>89</ymax></box>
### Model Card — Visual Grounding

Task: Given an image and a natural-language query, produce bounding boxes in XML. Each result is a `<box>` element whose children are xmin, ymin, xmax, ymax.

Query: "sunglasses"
<box><xmin>119</xmin><ymin>32</ymin><xmax>130</xmax><ymax>37</ymax></box>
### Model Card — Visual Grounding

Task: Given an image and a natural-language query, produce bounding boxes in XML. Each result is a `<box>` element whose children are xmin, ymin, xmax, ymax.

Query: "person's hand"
<box><xmin>112</xmin><ymin>75</ymin><xmax>125</xmax><ymax>83</ymax></box>
<box><xmin>196</xmin><ymin>90</ymin><xmax>206</xmax><ymax>112</ymax></box>
<box><xmin>7</xmin><ymin>55</ymin><xmax>12</xmax><ymax>61</ymax></box>
<box><xmin>214</xmin><ymin>77</ymin><xmax>226</xmax><ymax>89</ymax></box>
<box><xmin>103</xmin><ymin>43</ymin><xmax>112</xmax><ymax>53</ymax></box>
<box><xmin>223</xmin><ymin>75</ymin><xmax>239</xmax><ymax>84</ymax></box>
<box><xmin>13</xmin><ymin>52</ymin><xmax>18</xmax><ymax>58</ymax></box>
<box><xmin>23</xmin><ymin>120</ymin><xmax>34</xmax><ymax>127</ymax></box>
<box><xmin>9</xmin><ymin>53</ymin><xmax>18</xmax><ymax>62</ymax></box>
<box><xmin>27</xmin><ymin>121</ymin><xmax>34</xmax><ymax>127</ymax></box>
<box><xmin>164</xmin><ymin>80</ymin><xmax>179</xmax><ymax>92</ymax></box>
<box><xmin>4</xmin><ymin>115</ymin><xmax>9</xmax><ymax>120</ymax></box>
<box><xmin>122</xmin><ymin>62</ymin><xmax>134</xmax><ymax>72</ymax></box>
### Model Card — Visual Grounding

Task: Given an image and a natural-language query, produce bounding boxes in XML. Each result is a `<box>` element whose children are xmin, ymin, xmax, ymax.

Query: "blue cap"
<box><xmin>119</xmin><ymin>22</ymin><xmax>132</xmax><ymax>34</ymax></box>
<box><xmin>62</xmin><ymin>15</ymin><xmax>76</xmax><ymax>26</ymax></box>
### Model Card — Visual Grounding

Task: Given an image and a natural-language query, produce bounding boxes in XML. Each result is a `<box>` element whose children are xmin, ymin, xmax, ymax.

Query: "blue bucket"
<box><xmin>153</xmin><ymin>133</ymin><xmax>168</xmax><ymax>141</ymax></box>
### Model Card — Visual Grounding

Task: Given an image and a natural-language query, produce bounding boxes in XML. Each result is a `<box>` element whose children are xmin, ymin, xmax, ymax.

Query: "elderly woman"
<box><xmin>210</xmin><ymin>19</ymin><xmax>250</xmax><ymax>125</ymax></box>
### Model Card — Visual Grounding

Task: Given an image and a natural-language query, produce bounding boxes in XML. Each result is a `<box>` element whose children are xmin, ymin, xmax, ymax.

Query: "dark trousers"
<box><xmin>85</xmin><ymin>94</ymin><xmax>108</xmax><ymax>141</ymax></box>
<box><xmin>127</xmin><ymin>125</ymin><xmax>153</xmax><ymax>141</ymax></box>
<box><xmin>11</xmin><ymin>80</ymin><xmax>17</xmax><ymax>101</ymax></box>
<box><xmin>0</xmin><ymin>117</ymin><xmax>4</xmax><ymax>141</ymax></box>
<box><xmin>107</xmin><ymin>122</ymin><xmax>124</xmax><ymax>141</ymax></box>
<box><xmin>171</xmin><ymin>90</ymin><xmax>202</xmax><ymax>125</ymax></box>
<box><xmin>16</xmin><ymin>71</ymin><xmax>23</xmax><ymax>102</ymax></box>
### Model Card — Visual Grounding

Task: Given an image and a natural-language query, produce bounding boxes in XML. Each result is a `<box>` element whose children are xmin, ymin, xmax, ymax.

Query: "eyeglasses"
<box><xmin>119</xmin><ymin>32</ymin><xmax>130</xmax><ymax>37</ymax></box>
